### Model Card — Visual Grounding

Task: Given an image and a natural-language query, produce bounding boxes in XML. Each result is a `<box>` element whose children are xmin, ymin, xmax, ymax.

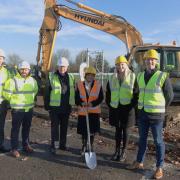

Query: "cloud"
<box><xmin>0</xmin><ymin>1</ymin><xmax>43</xmax><ymax>23</ymax></box>
<box><xmin>0</xmin><ymin>24</ymin><xmax>38</xmax><ymax>35</ymax></box>
<box><xmin>59</xmin><ymin>25</ymin><xmax>117</xmax><ymax>44</ymax></box>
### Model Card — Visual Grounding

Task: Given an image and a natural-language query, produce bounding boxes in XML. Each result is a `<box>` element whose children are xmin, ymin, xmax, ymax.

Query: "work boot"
<box><xmin>59</xmin><ymin>145</ymin><xmax>67</xmax><ymax>151</ymax></box>
<box><xmin>128</xmin><ymin>161</ymin><xmax>144</xmax><ymax>170</ymax></box>
<box><xmin>111</xmin><ymin>139</ymin><xmax>120</xmax><ymax>161</ymax></box>
<box><xmin>154</xmin><ymin>168</ymin><xmax>163</xmax><ymax>179</ymax></box>
<box><xmin>81</xmin><ymin>137</ymin><xmax>87</xmax><ymax>155</ymax></box>
<box><xmin>111</xmin><ymin>149</ymin><xmax>120</xmax><ymax>161</ymax></box>
<box><xmin>50</xmin><ymin>147</ymin><xmax>56</xmax><ymax>155</ymax></box>
<box><xmin>81</xmin><ymin>144</ymin><xmax>87</xmax><ymax>156</ymax></box>
<box><xmin>23</xmin><ymin>145</ymin><xmax>34</xmax><ymax>153</ymax></box>
<box><xmin>119</xmin><ymin>149</ymin><xmax>127</xmax><ymax>162</ymax></box>
<box><xmin>11</xmin><ymin>150</ymin><xmax>20</xmax><ymax>158</ymax></box>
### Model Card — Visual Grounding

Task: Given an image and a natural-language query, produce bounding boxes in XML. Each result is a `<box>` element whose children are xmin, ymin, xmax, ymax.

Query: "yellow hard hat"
<box><xmin>144</xmin><ymin>49</ymin><xmax>159</xmax><ymax>60</ymax></box>
<box><xmin>85</xmin><ymin>66</ymin><xmax>96</xmax><ymax>75</ymax></box>
<box><xmin>115</xmin><ymin>55</ymin><xmax>128</xmax><ymax>65</ymax></box>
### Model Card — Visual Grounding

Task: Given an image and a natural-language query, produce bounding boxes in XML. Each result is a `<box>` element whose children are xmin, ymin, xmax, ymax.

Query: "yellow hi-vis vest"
<box><xmin>49</xmin><ymin>73</ymin><xmax>75</xmax><ymax>106</ymax></box>
<box><xmin>137</xmin><ymin>70</ymin><xmax>167</xmax><ymax>113</ymax></box>
<box><xmin>77</xmin><ymin>80</ymin><xmax>101</xmax><ymax>116</ymax></box>
<box><xmin>3</xmin><ymin>74</ymin><xmax>38</xmax><ymax>112</ymax></box>
<box><xmin>109</xmin><ymin>72</ymin><xmax>135</xmax><ymax>108</ymax></box>
<box><xmin>0</xmin><ymin>66</ymin><xmax>9</xmax><ymax>104</ymax></box>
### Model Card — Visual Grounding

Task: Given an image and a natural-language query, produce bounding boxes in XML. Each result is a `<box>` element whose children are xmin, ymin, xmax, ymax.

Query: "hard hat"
<box><xmin>115</xmin><ymin>55</ymin><xmax>128</xmax><ymax>65</ymax></box>
<box><xmin>85</xmin><ymin>66</ymin><xmax>96</xmax><ymax>75</ymax></box>
<box><xmin>57</xmin><ymin>57</ymin><xmax>69</xmax><ymax>67</ymax></box>
<box><xmin>18</xmin><ymin>61</ymin><xmax>31</xmax><ymax>69</ymax></box>
<box><xmin>144</xmin><ymin>49</ymin><xmax>159</xmax><ymax>60</ymax></box>
<box><xmin>0</xmin><ymin>49</ymin><xmax>5</xmax><ymax>58</ymax></box>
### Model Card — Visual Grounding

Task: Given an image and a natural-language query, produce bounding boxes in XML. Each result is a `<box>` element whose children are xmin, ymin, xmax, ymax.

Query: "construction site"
<box><xmin>0</xmin><ymin>0</ymin><xmax>180</xmax><ymax>180</ymax></box>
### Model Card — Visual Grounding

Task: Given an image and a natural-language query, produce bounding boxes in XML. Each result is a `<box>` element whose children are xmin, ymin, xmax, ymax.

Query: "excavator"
<box><xmin>36</xmin><ymin>0</ymin><xmax>180</xmax><ymax>102</ymax></box>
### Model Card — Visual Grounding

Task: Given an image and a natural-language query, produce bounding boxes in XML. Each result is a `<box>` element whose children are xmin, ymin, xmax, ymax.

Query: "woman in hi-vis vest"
<box><xmin>106</xmin><ymin>55</ymin><xmax>138</xmax><ymax>162</ymax></box>
<box><xmin>75</xmin><ymin>66</ymin><xmax>104</xmax><ymax>155</ymax></box>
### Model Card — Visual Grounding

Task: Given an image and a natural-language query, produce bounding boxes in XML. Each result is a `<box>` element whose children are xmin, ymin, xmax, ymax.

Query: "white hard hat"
<box><xmin>18</xmin><ymin>61</ymin><xmax>31</xmax><ymax>69</ymax></box>
<box><xmin>57</xmin><ymin>57</ymin><xmax>69</xmax><ymax>67</ymax></box>
<box><xmin>0</xmin><ymin>49</ymin><xmax>5</xmax><ymax>58</ymax></box>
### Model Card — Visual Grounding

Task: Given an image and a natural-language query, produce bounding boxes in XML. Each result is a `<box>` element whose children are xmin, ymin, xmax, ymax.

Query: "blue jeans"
<box><xmin>136</xmin><ymin>111</ymin><xmax>165</xmax><ymax>168</ymax></box>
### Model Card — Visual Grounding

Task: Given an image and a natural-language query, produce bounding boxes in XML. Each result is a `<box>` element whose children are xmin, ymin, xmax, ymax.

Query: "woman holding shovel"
<box><xmin>106</xmin><ymin>55</ymin><xmax>138</xmax><ymax>162</ymax></box>
<box><xmin>75</xmin><ymin>66</ymin><xmax>104</xmax><ymax>156</ymax></box>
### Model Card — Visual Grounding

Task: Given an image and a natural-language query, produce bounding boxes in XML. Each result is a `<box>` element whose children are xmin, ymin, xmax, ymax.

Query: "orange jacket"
<box><xmin>77</xmin><ymin>80</ymin><xmax>101</xmax><ymax>116</ymax></box>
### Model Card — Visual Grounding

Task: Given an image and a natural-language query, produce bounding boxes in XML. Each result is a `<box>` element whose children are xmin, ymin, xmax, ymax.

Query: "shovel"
<box><xmin>84</xmin><ymin>109</ymin><xmax>97</xmax><ymax>170</ymax></box>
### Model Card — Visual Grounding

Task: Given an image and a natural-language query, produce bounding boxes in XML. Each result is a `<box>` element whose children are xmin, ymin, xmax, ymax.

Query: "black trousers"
<box><xmin>11</xmin><ymin>110</ymin><xmax>33</xmax><ymax>150</ymax></box>
<box><xmin>0</xmin><ymin>101</ymin><xmax>8</xmax><ymax>147</ymax></box>
<box><xmin>50</xmin><ymin>111</ymin><xmax>70</xmax><ymax>148</ymax></box>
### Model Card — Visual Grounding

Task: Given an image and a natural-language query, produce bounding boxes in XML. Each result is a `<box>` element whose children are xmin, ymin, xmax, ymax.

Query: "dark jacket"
<box><xmin>138</xmin><ymin>69</ymin><xmax>174</xmax><ymax>121</ymax></box>
<box><xmin>44</xmin><ymin>71</ymin><xmax>72</xmax><ymax>114</ymax></box>
<box><xmin>105</xmin><ymin>76</ymin><xmax>139</xmax><ymax>128</ymax></box>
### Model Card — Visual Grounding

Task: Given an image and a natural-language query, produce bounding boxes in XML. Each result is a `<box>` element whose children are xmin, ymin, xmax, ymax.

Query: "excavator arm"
<box><xmin>37</xmin><ymin>0</ymin><xmax>143</xmax><ymax>73</ymax></box>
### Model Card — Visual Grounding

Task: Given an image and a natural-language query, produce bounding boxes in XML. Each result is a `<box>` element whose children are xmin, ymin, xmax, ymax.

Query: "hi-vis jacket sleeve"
<box><xmin>2</xmin><ymin>78</ymin><xmax>15</xmax><ymax>101</ymax></box>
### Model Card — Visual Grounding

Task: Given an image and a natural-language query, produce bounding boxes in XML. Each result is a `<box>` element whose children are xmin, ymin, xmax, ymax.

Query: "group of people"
<box><xmin>0</xmin><ymin>48</ymin><xmax>174</xmax><ymax>179</ymax></box>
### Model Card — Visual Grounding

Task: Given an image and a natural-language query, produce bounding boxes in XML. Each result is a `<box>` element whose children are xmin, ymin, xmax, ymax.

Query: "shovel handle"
<box><xmin>83</xmin><ymin>106</ymin><xmax>91</xmax><ymax>152</ymax></box>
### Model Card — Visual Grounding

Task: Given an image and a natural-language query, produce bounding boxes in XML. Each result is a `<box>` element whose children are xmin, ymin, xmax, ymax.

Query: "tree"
<box><xmin>70</xmin><ymin>50</ymin><xmax>87</xmax><ymax>72</ymax></box>
<box><xmin>51</xmin><ymin>49</ymin><xmax>71</xmax><ymax>71</ymax></box>
<box><xmin>94</xmin><ymin>53</ymin><xmax>111</xmax><ymax>73</ymax></box>
<box><xmin>7</xmin><ymin>54</ymin><xmax>23</xmax><ymax>67</ymax></box>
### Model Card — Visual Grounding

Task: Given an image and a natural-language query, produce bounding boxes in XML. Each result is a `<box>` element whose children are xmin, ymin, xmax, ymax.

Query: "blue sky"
<box><xmin>1</xmin><ymin>0</ymin><xmax>180</xmax><ymax>66</ymax></box>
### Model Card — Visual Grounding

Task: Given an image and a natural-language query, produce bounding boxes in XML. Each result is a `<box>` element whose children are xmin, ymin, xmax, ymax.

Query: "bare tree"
<box><xmin>70</xmin><ymin>50</ymin><xmax>87</xmax><ymax>72</ymax></box>
<box><xmin>7</xmin><ymin>54</ymin><xmax>23</xmax><ymax>67</ymax></box>
<box><xmin>51</xmin><ymin>49</ymin><xmax>71</xmax><ymax>71</ymax></box>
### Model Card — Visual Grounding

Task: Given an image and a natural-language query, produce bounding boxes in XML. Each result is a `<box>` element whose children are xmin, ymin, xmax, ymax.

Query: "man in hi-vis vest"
<box><xmin>44</xmin><ymin>57</ymin><xmax>75</xmax><ymax>155</ymax></box>
<box><xmin>3</xmin><ymin>61</ymin><xmax>38</xmax><ymax>158</ymax></box>
<box><xmin>130</xmin><ymin>49</ymin><xmax>174</xmax><ymax>179</ymax></box>
<box><xmin>0</xmin><ymin>49</ymin><xmax>11</xmax><ymax>153</ymax></box>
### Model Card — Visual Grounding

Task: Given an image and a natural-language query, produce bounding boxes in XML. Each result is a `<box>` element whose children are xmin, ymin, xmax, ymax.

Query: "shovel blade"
<box><xmin>85</xmin><ymin>152</ymin><xmax>97</xmax><ymax>169</ymax></box>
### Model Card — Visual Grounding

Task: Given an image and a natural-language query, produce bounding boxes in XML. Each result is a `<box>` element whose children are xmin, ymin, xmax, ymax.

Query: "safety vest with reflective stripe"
<box><xmin>137</xmin><ymin>71</ymin><xmax>167</xmax><ymax>113</ymax></box>
<box><xmin>0</xmin><ymin>66</ymin><xmax>9</xmax><ymax>104</ymax></box>
<box><xmin>3</xmin><ymin>74</ymin><xmax>38</xmax><ymax>112</ymax></box>
<box><xmin>77</xmin><ymin>80</ymin><xmax>101</xmax><ymax>115</ymax></box>
<box><xmin>109</xmin><ymin>72</ymin><xmax>135</xmax><ymax>108</ymax></box>
<box><xmin>49</xmin><ymin>73</ymin><xmax>75</xmax><ymax>106</ymax></box>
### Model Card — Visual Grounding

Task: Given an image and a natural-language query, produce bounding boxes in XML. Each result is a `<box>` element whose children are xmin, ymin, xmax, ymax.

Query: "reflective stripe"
<box><xmin>156</xmin><ymin>72</ymin><xmax>164</xmax><ymax>86</ymax></box>
<box><xmin>138</xmin><ymin>102</ymin><xmax>165</xmax><ymax>109</ymax></box>
<box><xmin>52</xmin><ymin>87</ymin><xmax>60</xmax><ymax>90</ymax></box>
<box><xmin>120</xmin><ymin>98</ymin><xmax>132</xmax><ymax>104</ymax></box>
<box><xmin>110</xmin><ymin>101</ymin><xmax>119</xmax><ymax>106</ymax></box>
<box><xmin>11</xmin><ymin>103</ymin><xmax>34</xmax><ymax>108</ymax></box>
<box><xmin>80</xmin><ymin>95</ymin><xmax>86</xmax><ymax>98</ymax></box>
<box><xmin>139</xmin><ymin>88</ymin><xmax>162</xmax><ymax>93</ymax></box>
<box><xmin>50</xmin><ymin>100</ymin><xmax>60</xmax><ymax>103</ymax></box>
<box><xmin>110</xmin><ymin>88</ymin><xmax>119</xmax><ymax>91</ymax></box>
<box><xmin>3</xmin><ymin>89</ymin><xmax>13</xmax><ymax>93</ymax></box>
<box><xmin>13</xmin><ymin>91</ymin><xmax>35</xmax><ymax>94</ymax></box>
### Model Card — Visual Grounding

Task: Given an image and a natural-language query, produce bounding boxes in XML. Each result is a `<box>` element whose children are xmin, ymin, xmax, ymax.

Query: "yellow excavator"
<box><xmin>37</xmin><ymin>0</ymin><xmax>180</xmax><ymax>102</ymax></box>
